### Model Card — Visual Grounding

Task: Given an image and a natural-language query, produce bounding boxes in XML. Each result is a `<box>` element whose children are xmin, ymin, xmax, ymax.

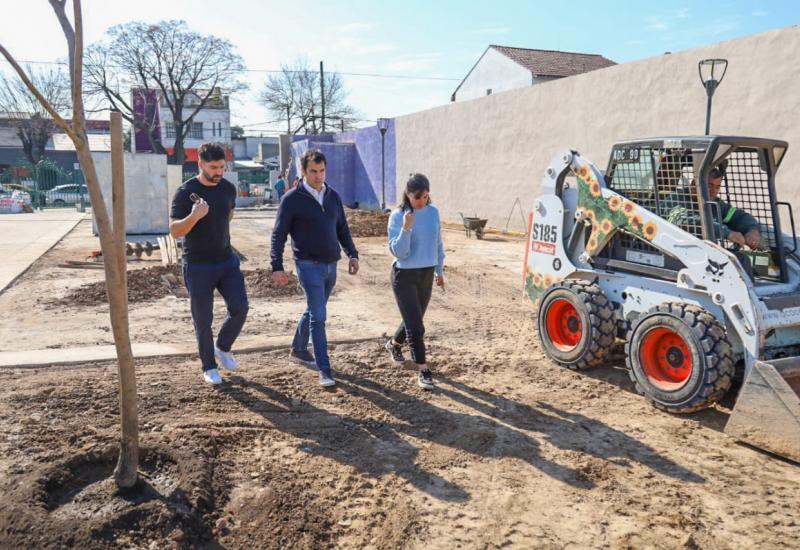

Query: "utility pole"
<box><xmin>320</xmin><ymin>60</ymin><xmax>326</xmax><ymax>134</ymax></box>
<box><xmin>286</xmin><ymin>105</ymin><xmax>291</xmax><ymax>134</ymax></box>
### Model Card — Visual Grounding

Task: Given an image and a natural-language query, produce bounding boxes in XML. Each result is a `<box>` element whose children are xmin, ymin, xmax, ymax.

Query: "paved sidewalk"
<box><xmin>0</xmin><ymin>209</ymin><xmax>88</xmax><ymax>295</ymax></box>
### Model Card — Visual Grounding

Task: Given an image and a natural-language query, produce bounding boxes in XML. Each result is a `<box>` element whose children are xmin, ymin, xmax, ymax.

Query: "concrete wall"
<box><xmin>167</xmin><ymin>164</ymin><xmax>183</xmax><ymax>217</ymax></box>
<box><xmin>456</xmin><ymin>47</ymin><xmax>533</xmax><ymax>102</ymax></box>
<box><xmin>93</xmin><ymin>152</ymin><xmax>169</xmax><ymax>235</ymax></box>
<box><xmin>396</xmin><ymin>27</ymin><xmax>800</xmax><ymax>232</ymax></box>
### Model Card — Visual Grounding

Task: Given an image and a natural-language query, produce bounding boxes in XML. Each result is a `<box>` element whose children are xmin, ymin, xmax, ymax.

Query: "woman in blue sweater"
<box><xmin>385</xmin><ymin>173</ymin><xmax>445</xmax><ymax>390</ymax></box>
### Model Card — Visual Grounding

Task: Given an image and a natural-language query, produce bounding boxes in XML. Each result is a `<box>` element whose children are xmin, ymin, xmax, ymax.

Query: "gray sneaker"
<box><xmin>290</xmin><ymin>349</ymin><xmax>316</xmax><ymax>367</ymax></box>
<box><xmin>318</xmin><ymin>370</ymin><xmax>336</xmax><ymax>387</ymax></box>
<box><xmin>417</xmin><ymin>369</ymin><xmax>434</xmax><ymax>390</ymax></box>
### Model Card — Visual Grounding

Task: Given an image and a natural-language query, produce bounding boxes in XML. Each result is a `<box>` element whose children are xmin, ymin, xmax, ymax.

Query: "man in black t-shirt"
<box><xmin>170</xmin><ymin>143</ymin><xmax>248</xmax><ymax>385</ymax></box>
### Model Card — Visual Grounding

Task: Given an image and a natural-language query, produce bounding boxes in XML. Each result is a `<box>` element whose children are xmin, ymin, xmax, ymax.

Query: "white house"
<box><xmin>452</xmin><ymin>45</ymin><xmax>616</xmax><ymax>102</ymax></box>
<box><xmin>132</xmin><ymin>87</ymin><xmax>232</xmax><ymax>166</ymax></box>
<box><xmin>158</xmin><ymin>88</ymin><xmax>231</xmax><ymax>162</ymax></box>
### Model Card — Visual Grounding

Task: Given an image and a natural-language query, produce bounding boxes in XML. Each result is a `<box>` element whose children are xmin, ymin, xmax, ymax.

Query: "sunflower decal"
<box><xmin>622</xmin><ymin>200</ymin><xmax>636</xmax><ymax>217</ymax></box>
<box><xmin>587</xmin><ymin>235</ymin><xmax>599</xmax><ymax>253</ymax></box>
<box><xmin>573</xmin><ymin>158</ymin><xmax>661</xmax><ymax>256</ymax></box>
<box><xmin>643</xmin><ymin>221</ymin><xmax>658</xmax><ymax>240</ymax></box>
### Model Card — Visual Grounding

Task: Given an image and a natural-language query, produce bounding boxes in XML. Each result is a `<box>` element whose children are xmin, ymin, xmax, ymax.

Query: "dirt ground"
<box><xmin>0</xmin><ymin>209</ymin><xmax>799</xmax><ymax>549</ymax></box>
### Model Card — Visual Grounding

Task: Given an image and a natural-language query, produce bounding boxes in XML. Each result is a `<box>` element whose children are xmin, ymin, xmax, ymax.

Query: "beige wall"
<box><xmin>396</xmin><ymin>27</ymin><xmax>800</xmax><ymax>232</ymax></box>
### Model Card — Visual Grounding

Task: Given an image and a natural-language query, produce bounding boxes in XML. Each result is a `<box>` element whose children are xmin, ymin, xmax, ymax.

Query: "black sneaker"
<box><xmin>290</xmin><ymin>349</ymin><xmax>316</xmax><ymax>367</ymax></box>
<box><xmin>384</xmin><ymin>339</ymin><xmax>405</xmax><ymax>365</ymax></box>
<box><xmin>418</xmin><ymin>369</ymin><xmax>434</xmax><ymax>390</ymax></box>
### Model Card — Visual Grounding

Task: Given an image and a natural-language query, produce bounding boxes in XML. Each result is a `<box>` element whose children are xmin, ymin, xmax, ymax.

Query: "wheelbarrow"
<box><xmin>459</xmin><ymin>212</ymin><xmax>488</xmax><ymax>239</ymax></box>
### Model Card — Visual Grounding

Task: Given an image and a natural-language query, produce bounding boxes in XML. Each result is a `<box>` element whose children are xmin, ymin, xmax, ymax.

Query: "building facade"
<box><xmin>131</xmin><ymin>88</ymin><xmax>232</xmax><ymax>167</ymax></box>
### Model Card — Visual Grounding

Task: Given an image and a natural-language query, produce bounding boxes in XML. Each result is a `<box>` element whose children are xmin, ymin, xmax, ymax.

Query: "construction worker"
<box><xmin>169</xmin><ymin>143</ymin><xmax>249</xmax><ymax>385</ymax></box>
<box><xmin>270</xmin><ymin>148</ymin><xmax>359</xmax><ymax>387</ymax></box>
<box><xmin>665</xmin><ymin>168</ymin><xmax>761</xmax><ymax>248</ymax></box>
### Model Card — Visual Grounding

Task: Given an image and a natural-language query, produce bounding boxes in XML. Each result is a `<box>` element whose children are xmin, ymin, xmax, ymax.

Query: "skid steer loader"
<box><xmin>524</xmin><ymin>136</ymin><xmax>800</xmax><ymax>462</ymax></box>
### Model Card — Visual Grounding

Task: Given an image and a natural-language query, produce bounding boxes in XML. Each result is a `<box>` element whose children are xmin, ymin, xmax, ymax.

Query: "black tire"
<box><xmin>53</xmin><ymin>199</ymin><xmax>65</xmax><ymax>206</ymax></box>
<box><xmin>476</xmin><ymin>227</ymin><xmax>485</xmax><ymax>239</ymax></box>
<box><xmin>625</xmin><ymin>303</ymin><xmax>733</xmax><ymax>413</ymax></box>
<box><xmin>536</xmin><ymin>280</ymin><xmax>616</xmax><ymax>370</ymax></box>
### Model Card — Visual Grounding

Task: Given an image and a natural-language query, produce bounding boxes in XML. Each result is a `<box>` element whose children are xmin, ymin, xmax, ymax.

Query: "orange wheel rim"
<box><xmin>640</xmin><ymin>327</ymin><xmax>693</xmax><ymax>391</ymax></box>
<box><xmin>545</xmin><ymin>298</ymin><xmax>583</xmax><ymax>352</ymax></box>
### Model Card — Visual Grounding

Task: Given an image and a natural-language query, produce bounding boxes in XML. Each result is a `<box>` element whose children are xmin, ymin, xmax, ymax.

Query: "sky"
<box><xmin>2</xmin><ymin>0</ymin><xmax>798</xmax><ymax>135</ymax></box>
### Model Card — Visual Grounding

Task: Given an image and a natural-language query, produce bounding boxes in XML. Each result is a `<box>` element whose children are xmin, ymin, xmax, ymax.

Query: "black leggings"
<box><xmin>391</xmin><ymin>265</ymin><xmax>434</xmax><ymax>365</ymax></box>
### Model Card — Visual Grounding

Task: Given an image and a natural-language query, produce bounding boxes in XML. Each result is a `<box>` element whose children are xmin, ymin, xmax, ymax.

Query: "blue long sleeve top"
<box><xmin>387</xmin><ymin>205</ymin><xmax>445</xmax><ymax>277</ymax></box>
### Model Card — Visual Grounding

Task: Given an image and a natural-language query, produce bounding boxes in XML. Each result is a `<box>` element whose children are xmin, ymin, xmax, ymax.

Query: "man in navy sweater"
<box><xmin>271</xmin><ymin>149</ymin><xmax>359</xmax><ymax>387</ymax></box>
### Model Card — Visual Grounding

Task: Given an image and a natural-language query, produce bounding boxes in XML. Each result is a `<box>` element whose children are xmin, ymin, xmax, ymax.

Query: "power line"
<box><xmin>3</xmin><ymin>59</ymin><xmax>461</xmax><ymax>81</ymax></box>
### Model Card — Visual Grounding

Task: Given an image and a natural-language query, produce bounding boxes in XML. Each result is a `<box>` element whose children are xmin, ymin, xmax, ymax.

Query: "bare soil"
<box><xmin>0</xmin><ymin>209</ymin><xmax>799</xmax><ymax>549</ymax></box>
<box><xmin>47</xmin><ymin>266</ymin><xmax>302</xmax><ymax>308</ymax></box>
<box><xmin>346</xmin><ymin>209</ymin><xmax>389</xmax><ymax>238</ymax></box>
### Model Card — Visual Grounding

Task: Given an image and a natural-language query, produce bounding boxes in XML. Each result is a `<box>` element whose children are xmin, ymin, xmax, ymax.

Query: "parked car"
<box><xmin>44</xmin><ymin>184</ymin><xmax>89</xmax><ymax>206</ymax></box>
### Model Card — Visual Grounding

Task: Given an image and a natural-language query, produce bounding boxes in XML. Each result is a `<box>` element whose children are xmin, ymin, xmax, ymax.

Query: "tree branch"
<box><xmin>0</xmin><ymin>44</ymin><xmax>75</xmax><ymax>140</ymax></box>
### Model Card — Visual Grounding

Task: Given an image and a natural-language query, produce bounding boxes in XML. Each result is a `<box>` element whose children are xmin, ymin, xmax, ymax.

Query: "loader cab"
<box><xmin>601</xmin><ymin>136</ymin><xmax>793</xmax><ymax>285</ymax></box>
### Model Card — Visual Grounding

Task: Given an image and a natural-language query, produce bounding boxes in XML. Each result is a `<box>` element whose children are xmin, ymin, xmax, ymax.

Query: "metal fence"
<box><xmin>183</xmin><ymin>171</ymin><xmax>273</xmax><ymax>205</ymax></box>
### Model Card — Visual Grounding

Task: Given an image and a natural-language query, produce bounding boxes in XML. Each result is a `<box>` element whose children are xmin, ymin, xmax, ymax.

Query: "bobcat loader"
<box><xmin>524</xmin><ymin>136</ymin><xmax>800</xmax><ymax>462</ymax></box>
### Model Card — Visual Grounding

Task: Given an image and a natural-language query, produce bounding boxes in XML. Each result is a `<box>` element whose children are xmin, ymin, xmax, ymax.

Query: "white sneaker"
<box><xmin>203</xmin><ymin>368</ymin><xmax>222</xmax><ymax>385</ymax></box>
<box><xmin>318</xmin><ymin>371</ymin><xmax>336</xmax><ymax>387</ymax></box>
<box><xmin>215</xmin><ymin>346</ymin><xmax>238</xmax><ymax>371</ymax></box>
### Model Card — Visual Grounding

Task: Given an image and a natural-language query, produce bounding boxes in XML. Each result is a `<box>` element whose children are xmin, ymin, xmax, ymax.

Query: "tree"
<box><xmin>85</xmin><ymin>20</ymin><xmax>247</xmax><ymax>165</ymax></box>
<box><xmin>0</xmin><ymin>66</ymin><xmax>70</xmax><ymax>163</ymax></box>
<box><xmin>0</xmin><ymin>0</ymin><xmax>139</xmax><ymax>489</ymax></box>
<box><xmin>259</xmin><ymin>58</ymin><xmax>359</xmax><ymax>135</ymax></box>
<box><xmin>230</xmin><ymin>125</ymin><xmax>244</xmax><ymax>139</ymax></box>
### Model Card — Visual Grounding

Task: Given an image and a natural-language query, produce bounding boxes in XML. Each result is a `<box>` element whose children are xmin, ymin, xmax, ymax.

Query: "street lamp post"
<box><xmin>698</xmin><ymin>58</ymin><xmax>728</xmax><ymax>135</ymax></box>
<box><xmin>377</xmin><ymin>118</ymin><xmax>390</xmax><ymax>211</ymax></box>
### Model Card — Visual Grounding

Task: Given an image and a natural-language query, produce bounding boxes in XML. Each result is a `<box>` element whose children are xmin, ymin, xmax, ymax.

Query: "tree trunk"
<box><xmin>2</xmin><ymin>0</ymin><xmax>140</xmax><ymax>492</ymax></box>
<box><xmin>109</xmin><ymin>113</ymin><xmax>138</xmax><ymax>488</ymax></box>
<box><xmin>171</xmin><ymin>131</ymin><xmax>186</xmax><ymax>166</ymax></box>
<box><xmin>74</xmin><ymin>130</ymin><xmax>139</xmax><ymax>489</ymax></box>
<box><xmin>19</xmin><ymin>128</ymin><xmax>34</xmax><ymax>164</ymax></box>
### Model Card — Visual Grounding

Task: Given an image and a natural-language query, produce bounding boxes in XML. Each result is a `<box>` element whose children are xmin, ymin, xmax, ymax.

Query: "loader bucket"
<box><xmin>725</xmin><ymin>358</ymin><xmax>800</xmax><ymax>463</ymax></box>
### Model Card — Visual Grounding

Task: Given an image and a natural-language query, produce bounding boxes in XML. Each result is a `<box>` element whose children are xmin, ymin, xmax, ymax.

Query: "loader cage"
<box><xmin>605</xmin><ymin>137</ymin><xmax>790</xmax><ymax>284</ymax></box>
<box><xmin>710</xmin><ymin>141</ymin><xmax>788</xmax><ymax>283</ymax></box>
<box><xmin>600</xmin><ymin>140</ymin><xmax>706</xmax><ymax>279</ymax></box>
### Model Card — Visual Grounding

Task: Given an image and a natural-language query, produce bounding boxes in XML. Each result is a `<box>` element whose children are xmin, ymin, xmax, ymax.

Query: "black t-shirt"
<box><xmin>170</xmin><ymin>177</ymin><xmax>237</xmax><ymax>263</ymax></box>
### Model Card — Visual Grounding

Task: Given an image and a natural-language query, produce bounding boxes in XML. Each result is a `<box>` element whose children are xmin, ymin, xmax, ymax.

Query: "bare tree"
<box><xmin>85</xmin><ymin>20</ymin><xmax>247</xmax><ymax>165</ymax></box>
<box><xmin>259</xmin><ymin>58</ymin><xmax>359</xmax><ymax>135</ymax></box>
<box><xmin>0</xmin><ymin>0</ymin><xmax>139</xmax><ymax>488</ymax></box>
<box><xmin>0</xmin><ymin>66</ymin><xmax>70</xmax><ymax>163</ymax></box>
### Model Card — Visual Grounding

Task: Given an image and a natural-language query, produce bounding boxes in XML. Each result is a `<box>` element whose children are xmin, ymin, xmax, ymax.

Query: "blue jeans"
<box><xmin>183</xmin><ymin>254</ymin><xmax>249</xmax><ymax>371</ymax></box>
<box><xmin>292</xmin><ymin>260</ymin><xmax>337</xmax><ymax>374</ymax></box>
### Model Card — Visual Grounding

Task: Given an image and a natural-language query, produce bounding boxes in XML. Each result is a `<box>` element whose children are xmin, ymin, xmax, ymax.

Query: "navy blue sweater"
<box><xmin>270</xmin><ymin>183</ymin><xmax>358</xmax><ymax>272</ymax></box>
